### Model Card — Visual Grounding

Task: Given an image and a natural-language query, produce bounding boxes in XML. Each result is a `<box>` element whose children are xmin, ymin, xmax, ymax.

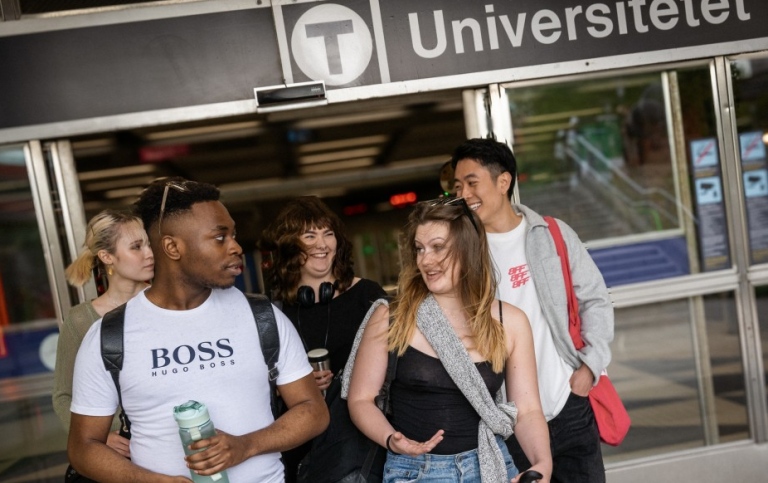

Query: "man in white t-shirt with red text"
<box><xmin>452</xmin><ymin>138</ymin><xmax>614</xmax><ymax>483</ymax></box>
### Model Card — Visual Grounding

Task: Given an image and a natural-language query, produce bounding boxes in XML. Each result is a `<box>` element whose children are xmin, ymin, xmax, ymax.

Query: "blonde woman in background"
<box><xmin>52</xmin><ymin>210</ymin><xmax>154</xmax><ymax>456</ymax></box>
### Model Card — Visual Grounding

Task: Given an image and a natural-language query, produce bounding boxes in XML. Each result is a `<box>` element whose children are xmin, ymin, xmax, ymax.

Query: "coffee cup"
<box><xmin>307</xmin><ymin>348</ymin><xmax>330</xmax><ymax>372</ymax></box>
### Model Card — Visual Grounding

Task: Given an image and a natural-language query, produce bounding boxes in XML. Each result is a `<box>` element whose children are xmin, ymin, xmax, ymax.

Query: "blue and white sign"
<box><xmin>744</xmin><ymin>169</ymin><xmax>768</xmax><ymax>198</ymax></box>
<box><xmin>739</xmin><ymin>131</ymin><xmax>767</xmax><ymax>162</ymax></box>
<box><xmin>691</xmin><ymin>138</ymin><xmax>718</xmax><ymax>169</ymax></box>
<box><xmin>695</xmin><ymin>177</ymin><xmax>723</xmax><ymax>204</ymax></box>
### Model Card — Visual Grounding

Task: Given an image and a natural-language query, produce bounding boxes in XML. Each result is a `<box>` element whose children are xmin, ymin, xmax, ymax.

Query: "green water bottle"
<box><xmin>173</xmin><ymin>400</ymin><xmax>230</xmax><ymax>483</ymax></box>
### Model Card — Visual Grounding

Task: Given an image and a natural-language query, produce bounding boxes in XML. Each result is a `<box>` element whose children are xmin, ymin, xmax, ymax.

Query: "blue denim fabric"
<box><xmin>506</xmin><ymin>392</ymin><xmax>605</xmax><ymax>483</ymax></box>
<box><xmin>383</xmin><ymin>435</ymin><xmax>517</xmax><ymax>482</ymax></box>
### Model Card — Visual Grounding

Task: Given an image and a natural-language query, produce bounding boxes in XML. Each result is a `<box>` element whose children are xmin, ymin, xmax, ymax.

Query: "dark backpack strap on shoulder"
<box><xmin>375</xmin><ymin>349</ymin><xmax>398</xmax><ymax>417</ymax></box>
<box><xmin>245</xmin><ymin>293</ymin><xmax>281</xmax><ymax>420</ymax></box>
<box><xmin>362</xmin><ymin>349</ymin><xmax>397</xmax><ymax>478</ymax></box>
<box><xmin>100</xmin><ymin>304</ymin><xmax>131</xmax><ymax>438</ymax></box>
<box><xmin>374</xmin><ymin>313</ymin><xmax>398</xmax><ymax>417</ymax></box>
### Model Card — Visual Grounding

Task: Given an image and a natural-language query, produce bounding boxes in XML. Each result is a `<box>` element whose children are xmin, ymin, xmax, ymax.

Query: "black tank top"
<box><xmin>389</xmin><ymin>346</ymin><xmax>504</xmax><ymax>455</ymax></box>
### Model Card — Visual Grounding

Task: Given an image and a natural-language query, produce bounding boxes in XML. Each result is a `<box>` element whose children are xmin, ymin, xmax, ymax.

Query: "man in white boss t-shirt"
<box><xmin>452</xmin><ymin>139</ymin><xmax>614</xmax><ymax>483</ymax></box>
<box><xmin>69</xmin><ymin>177</ymin><xmax>329</xmax><ymax>483</ymax></box>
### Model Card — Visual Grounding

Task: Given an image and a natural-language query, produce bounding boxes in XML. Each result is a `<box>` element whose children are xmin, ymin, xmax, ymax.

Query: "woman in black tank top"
<box><xmin>347</xmin><ymin>199</ymin><xmax>552</xmax><ymax>482</ymax></box>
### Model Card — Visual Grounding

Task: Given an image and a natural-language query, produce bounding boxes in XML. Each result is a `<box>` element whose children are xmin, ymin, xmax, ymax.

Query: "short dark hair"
<box><xmin>260</xmin><ymin>196</ymin><xmax>355</xmax><ymax>303</ymax></box>
<box><xmin>450</xmin><ymin>138</ymin><xmax>517</xmax><ymax>197</ymax></box>
<box><xmin>133</xmin><ymin>176</ymin><xmax>220</xmax><ymax>236</ymax></box>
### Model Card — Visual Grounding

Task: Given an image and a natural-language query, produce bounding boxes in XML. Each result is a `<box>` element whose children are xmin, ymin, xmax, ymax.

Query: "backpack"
<box><xmin>101</xmin><ymin>293</ymin><xmax>282</xmax><ymax>420</ymax></box>
<box><xmin>295</xmin><ymin>349</ymin><xmax>397</xmax><ymax>483</ymax></box>
<box><xmin>66</xmin><ymin>293</ymin><xmax>280</xmax><ymax>483</ymax></box>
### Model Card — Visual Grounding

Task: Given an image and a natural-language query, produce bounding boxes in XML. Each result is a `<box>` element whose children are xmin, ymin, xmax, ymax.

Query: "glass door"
<box><xmin>497</xmin><ymin>64</ymin><xmax>753</xmax><ymax>462</ymax></box>
<box><xmin>0</xmin><ymin>143</ymin><xmax>68</xmax><ymax>479</ymax></box>
<box><xmin>730</xmin><ymin>53</ymin><xmax>768</xmax><ymax>437</ymax></box>
<box><xmin>500</xmin><ymin>70</ymin><xmax>716</xmax><ymax>285</ymax></box>
<box><xmin>0</xmin><ymin>144</ymin><xmax>59</xmax><ymax>377</ymax></box>
<box><xmin>0</xmin><ymin>140</ymin><xmax>89</xmax><ymax>480</ymax></box>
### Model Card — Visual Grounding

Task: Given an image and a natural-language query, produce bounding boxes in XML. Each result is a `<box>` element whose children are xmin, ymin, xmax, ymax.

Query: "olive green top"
<box><xmin>52</xmin><ymin>301</ymin><xmax>121</xmax><ymax>432</ymax></box>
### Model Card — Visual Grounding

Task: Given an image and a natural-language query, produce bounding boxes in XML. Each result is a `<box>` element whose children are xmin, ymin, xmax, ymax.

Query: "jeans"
<box><xmin>506</xmin><ymin>392</ymin><xmax>605</xmax><ymax>483</ymax></box>
<box><xmin>383</xmin><ymin>435</ymin><xmax>517</xmax><ymax>482</ymax></box>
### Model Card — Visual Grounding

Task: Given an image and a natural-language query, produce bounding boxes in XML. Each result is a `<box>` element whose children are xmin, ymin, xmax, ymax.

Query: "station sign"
<box><xmin>1</xmin><ymin>0</ymin><xmax>768</xmax><ymax>133</ymax></box>
<box><xmin>279</xmin><ymin>0</ymin><xmax>768</xmax><ymax>87</ymax></box>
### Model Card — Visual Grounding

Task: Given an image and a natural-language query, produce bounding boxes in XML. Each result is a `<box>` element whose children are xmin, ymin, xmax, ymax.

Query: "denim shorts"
<box><xmin>383</xmin><ymin>435</ymin><xmax>518</xmax><ymax>482</ymax></box>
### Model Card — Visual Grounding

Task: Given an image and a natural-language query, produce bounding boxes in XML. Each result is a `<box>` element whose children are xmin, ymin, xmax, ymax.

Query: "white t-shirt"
<box><xmin>488</xmin><ymin>216</ymin><xmax>572</xmax><ymax>421</ymax></box>
<box><xmin>72</xmin><ymin>287</ymin><xmax>312</xmax><ymax>483</ymax></box>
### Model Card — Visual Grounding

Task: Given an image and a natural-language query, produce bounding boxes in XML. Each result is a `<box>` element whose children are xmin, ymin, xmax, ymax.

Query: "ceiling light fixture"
<box><xmin>299</xmin><ymin>147</ymin><xmax>381</xmax><ymax>165</ymax></box>
<box><xmin>78</xmin><ymin>164</ymin><xmax>157</xmax><ymax>181</ymax></box>
<box><xmin>298</xmin><ymin>135</ymin><xmax>388</xmax><ymax>153</ymax></box>
<box><xmin>82</xmin><ymin>176</ymin><xmax>157</xmax><ymax>192</ymax></box>
<box><xmin>299</xmin><ymin>157</ymin><xmax>375</xmax><ymax>175</ymax></box>
<box><xmin>293</xmin><ymin>110</ymin><xmax>409</xmax><ymax>129</ymax></box>
<box><xmin>144</xmin><ymin>121</ymin><xmax>261</xmax><ymax>143</ymax></box>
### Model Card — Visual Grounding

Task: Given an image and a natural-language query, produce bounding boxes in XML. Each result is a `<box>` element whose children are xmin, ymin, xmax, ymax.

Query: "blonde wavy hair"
<box><xmin>65</xmin><ymin>210</ymin><xmax>144</xmax><ymax>287</ymax></box>
<box><xmin>388</xmin><ymin>200</ymin><xmax>506</xmax><ymax>372</ymax></box>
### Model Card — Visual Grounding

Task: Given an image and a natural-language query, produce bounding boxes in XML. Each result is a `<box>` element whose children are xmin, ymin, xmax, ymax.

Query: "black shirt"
<box><xmin>390</xmin><ymin>346</ymin><xmax>505</xmax><ymax>455</ymax></box>
<box><xmin>280</xmin><ymin>278</ymin><xmax>387</xmax><ymax>373</ymax></box>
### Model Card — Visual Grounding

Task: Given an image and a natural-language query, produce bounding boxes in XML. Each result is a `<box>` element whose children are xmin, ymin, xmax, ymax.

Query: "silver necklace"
<box><xmin>105</xmin><ymin>293</ymin><xmax>123</xmax><ymax>308</ymax></box>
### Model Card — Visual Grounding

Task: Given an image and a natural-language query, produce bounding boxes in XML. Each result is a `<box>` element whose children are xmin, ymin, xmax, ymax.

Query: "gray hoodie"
<box><xmin>515</xmin><ymin>204</ymin><xmax>614</xmax><ymax>384</ymax></box>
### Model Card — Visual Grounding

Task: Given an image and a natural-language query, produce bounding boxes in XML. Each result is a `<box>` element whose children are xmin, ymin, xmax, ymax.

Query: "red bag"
<box><xmin>544</xmin><ymin>216</ymin><xmax>631</xmax><ymax>446</ymax></box>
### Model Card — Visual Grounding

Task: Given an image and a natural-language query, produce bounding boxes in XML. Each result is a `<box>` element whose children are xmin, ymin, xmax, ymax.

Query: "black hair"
<box><xmin>449</xmin><ymin>138</ymin><xmax>517</xmax><ymax>198</ymax></box>
<box><xmin>133</xmin><ymin>176</ymin><xmax>220</xmax><ymax>235</ymax></box>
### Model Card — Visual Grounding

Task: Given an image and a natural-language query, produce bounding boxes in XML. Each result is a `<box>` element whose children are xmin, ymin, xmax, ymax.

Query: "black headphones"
<box><xmin>297</xmin><ymin>281</ymin><xmax>335</xmax><ymax>308</ymax></box>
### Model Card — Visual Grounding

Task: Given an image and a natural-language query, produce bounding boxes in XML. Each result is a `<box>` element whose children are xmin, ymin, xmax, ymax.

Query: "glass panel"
<box><xmin>0</xmin><ymin>145</ymin><xmax>58</xmax><ymax>370</ymax></box>
<box><xmin>0</xmin><ymin>145</ymin><xmax>66</xmax><ymax>479</ymax></box>
<box><xmin>504</xmin><ymin>65</ymin><xmax>730</xmax><ymax>286</ymax></box>
<box><xmin>731</xmin><ymin>56</ymin><xmax>768</xmax><ymax>266</ymax></box>
<box><xmin>0</xmin><ymin>394</ymin><xmax>67</xmax><ymax>479</ymax></box>
<box><xmin>605</xmin><ymin>292</ymin><xmax>748</xmax><ymax>463</ymax></box>
<box><xmin>757</xmin><ymin>285</ymin><xmax>768</xmax><ymax>411</ymax></box>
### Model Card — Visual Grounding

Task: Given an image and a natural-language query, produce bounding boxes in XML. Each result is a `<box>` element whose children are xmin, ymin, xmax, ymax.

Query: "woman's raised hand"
<box><xmin>387</xmin><ymin>430</ymin><xmax>445</xmax><ymax>456</ymax></box>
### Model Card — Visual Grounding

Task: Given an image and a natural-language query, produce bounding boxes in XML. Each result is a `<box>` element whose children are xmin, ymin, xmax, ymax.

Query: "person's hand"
<box><xmin>387</xmin><ymin>430</ymin><xmax>444</xmax><ymax>456</ymax></box>
<box><xmin>313</xmin><ymin>369</ymin><xmax>333</xmax><ymax>392</ymax></box>
<box><xmin>569</xmin><ymin>364</ymin><xmax>594</xmax><ymax>397</ymax></box>
<box><xmin>105</xmin><ymin>430</ymin><xmax>130</xmax><ymax>458</ymax></box>
<box><xmin>511</xmin><ymin>467</ymin><xmax>549</xmax><ymax>483</ymax></box>
<box><xmin>185</xmin><ymin>430</ymin><xmax>249</xmax><ymax>476</ymax></box>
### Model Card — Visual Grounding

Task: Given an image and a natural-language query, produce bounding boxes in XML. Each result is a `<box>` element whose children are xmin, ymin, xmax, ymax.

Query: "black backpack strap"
<box><xmin>245</xmin><ymin>293</ymin><xmax>281</xmax><ymax>420</ymax></box>
<box><xmin>374</xmin><ymin>349</ymin><xmax>398</xmax><ymax>417</ymax></box>
<box><xmin>373</xmin><ymin>312</ymin><xmax>398</xmax><ymax>417</ymax></box>
<box><xmin>360</xmin><ymin>349</ymin><xmax>397</xmax><ymax>478</ymax></box>
<box><xmin>100</xmin><ymin>304</ymin><xmax>131</xmax><ymax>438</ymax></box>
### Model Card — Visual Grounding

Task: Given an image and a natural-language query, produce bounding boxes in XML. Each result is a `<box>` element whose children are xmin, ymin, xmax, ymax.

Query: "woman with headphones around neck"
<box><xmin>262</xmin><ymin>196</ymin><xmax>387</xmax><ymax>482</ymax></box>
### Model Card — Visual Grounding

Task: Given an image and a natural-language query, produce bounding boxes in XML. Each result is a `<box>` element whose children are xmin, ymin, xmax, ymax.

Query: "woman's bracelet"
<box><xmin>386</xmin><ymin>433</ymin><xmax>400</xmax><ymax>454</ymax></box>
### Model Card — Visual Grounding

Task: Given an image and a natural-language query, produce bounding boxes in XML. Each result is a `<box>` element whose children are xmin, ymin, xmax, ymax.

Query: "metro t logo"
<box><xmin>305</xmin><ymin>20</ymin><xmax>354</xmax><ymax>76</ymax></box>
<box><xmin>291</xmin><ymin>4</ymin><xmax>373</xmax><ymax>86</ymax></box>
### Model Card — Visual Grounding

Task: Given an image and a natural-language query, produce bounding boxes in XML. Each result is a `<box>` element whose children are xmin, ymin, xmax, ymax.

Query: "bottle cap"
<box><xmin>173</xmin><ymin>400</ymin><xmax>210</xmax><ymax>428</ymax></box>
<box><xmin>307</xmin><ymin>348</ymin><xmax>329</xmax><ymax>362</ymax></box>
